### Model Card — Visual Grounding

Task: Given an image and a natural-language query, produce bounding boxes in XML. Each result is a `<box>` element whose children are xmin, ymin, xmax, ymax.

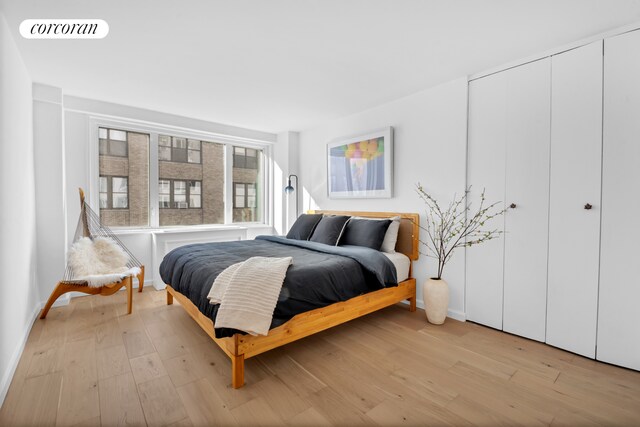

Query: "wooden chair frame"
<box><xmin>165</xmin><ymin>211</ymin><xmax>419</xmax><ymax>388</ymax></box>
<box><xmin>39</xmin><ymin>188</ymin><xmax>145</xmax><ymax>319</ymax></box>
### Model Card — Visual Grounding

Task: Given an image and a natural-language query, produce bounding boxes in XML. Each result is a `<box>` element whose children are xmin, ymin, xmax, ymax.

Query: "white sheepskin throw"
<box><xmin>67</xmin><ymin>237</ymin><xmax>140</xmax><ymax>287</ymax></box>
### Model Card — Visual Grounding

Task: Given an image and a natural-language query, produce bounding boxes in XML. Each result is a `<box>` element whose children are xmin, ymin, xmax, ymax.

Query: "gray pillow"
<box><xmin>309</xmin><ymin>215</ymin><xmax>351</xmax><ymax>246</ymax></box>
<box><xmin>286</xmin><ymin>214</ymin><xmax>323</xmax><ymax>240</ymax></box>
<box><xmin>353</xmin><ymin>216</ymin><xmax>401</xmax><ymax>252</ymax></box>
<box><xmin>340</xmin><ymin>218</ymin><xmax>392</xmax><ymax>250</ymax></box>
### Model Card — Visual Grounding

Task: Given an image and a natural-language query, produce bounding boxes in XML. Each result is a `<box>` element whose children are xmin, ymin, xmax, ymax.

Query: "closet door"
<box><xmin>466</xmin><ymin>72</ymin><xmax>507</xmax><ymax>330</ymax></box>
<box><xmin>598</xmin><ymin>30</ymin><xmax>640</xmax><ymax>370</ymax></box>
<box><xmin>546</xmin><ymin>41</ymin><xmax>603</xmax><ymax>358</ymax></box>
<box><xmin>502</xmin><ymin>58</ymin><xmax>551</xmax><ymax>342</ymax></box>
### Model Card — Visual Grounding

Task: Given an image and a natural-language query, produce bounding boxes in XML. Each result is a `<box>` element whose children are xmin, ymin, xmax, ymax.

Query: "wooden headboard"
<box><xmin>307</xmin><ymin>210</ymin><xmax>420</xmax><ymax>260</ymax></box>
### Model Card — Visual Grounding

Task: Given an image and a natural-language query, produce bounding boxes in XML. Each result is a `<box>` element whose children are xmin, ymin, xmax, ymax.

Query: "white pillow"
<box><xmin>353</xmin><ymin>216</ymin><xmax>401</xmax><ymax>253</ymax></box>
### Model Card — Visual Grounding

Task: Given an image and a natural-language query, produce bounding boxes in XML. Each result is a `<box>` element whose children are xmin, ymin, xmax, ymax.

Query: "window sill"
<box><xmin>111</xmin><ymin>224</ymin><xmax>257</xmax><ymax>236</ymax></box>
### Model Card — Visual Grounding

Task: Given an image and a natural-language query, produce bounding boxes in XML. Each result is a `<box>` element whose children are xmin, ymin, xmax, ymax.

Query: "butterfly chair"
<box><xmin>39</xmin><ymin>188</ymin><xmax>145</xmax><ymax>319</ymax></box>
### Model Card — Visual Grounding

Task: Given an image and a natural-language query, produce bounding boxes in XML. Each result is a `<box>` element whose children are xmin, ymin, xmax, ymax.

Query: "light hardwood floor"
<box><xmin>2</xmin><ymin>289</ymin><xmax>640</xmax><ymax>426</ymax></box>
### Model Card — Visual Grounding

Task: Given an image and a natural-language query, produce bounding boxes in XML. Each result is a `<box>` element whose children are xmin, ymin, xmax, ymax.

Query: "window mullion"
<box><xmin>149</xmin><ymin>132</ymin><xmax>160</xmax><ymax>228</ymax></box>
<box><xmin>224</xmin><ymin>145</ymin><xmax>233</xmax><ymax>224</ymax></box>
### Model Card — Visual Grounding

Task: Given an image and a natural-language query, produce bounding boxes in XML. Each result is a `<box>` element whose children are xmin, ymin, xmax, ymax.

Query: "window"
<box><xmin>234</xmin><ymin>183</ymin><xmax>246</xmax><ymax>208</ymax></box>
<box><xmin>96</xmin><ymin>123</ymin><xmax>266</xmax><ymax>227</ymax></box>
<box><xmin>159</xmin><ymin>135</ymin><xmax>201</xmax><ymax>163</ymax></box>
<box><xmin>99</xmin><ymin>128</ymin><xmax>128</xmax><ymax>157</ymax></box>
<box><xmin>158</xmin><ymin>179</ymin><xmax>202</xmax><ymax>209</ymax></box>
<box><xmin>233</xmin><ymin>183</ymin><xmax>257</xmax><ymax>209</ymax></box>
<box><xmin>233</xmin><ymin>146</ymin><xmax>258</xmax><ymax>169</ymax></box>
<box><xmin>99</xmin><ymin>176</ymin><xmax>129</xmax><ymax>209</ymax></box>
<box><xmin>159</xmin><ymin>179</ymin><xmax>171</xmax><ymax>208</ymax></box>
<box><xmin>232</xmin><ymin>144</ymin><xmax>262</xmax><ymax>223</ymax></box>
<box><xmin>98</xmin><ymin>128</ymin><xmax>149</xmax><ymax>227</ymax></box>
<box><xmin>189</xmin><ymin>181</ymin><xmax>202</xmax><ymax>208</ymax></box>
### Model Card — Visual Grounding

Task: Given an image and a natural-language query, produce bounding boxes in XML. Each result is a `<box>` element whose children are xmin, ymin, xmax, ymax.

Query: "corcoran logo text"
<box><xmin>19</xmin><ymin>19</ymin><xmax>109</xmax><ymax>39</ymax></box>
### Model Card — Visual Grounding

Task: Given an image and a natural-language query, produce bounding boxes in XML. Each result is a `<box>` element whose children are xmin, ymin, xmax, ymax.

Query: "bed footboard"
<box><xmin>165</xmin><ymin>279</ymin><xmax>416</xmax><ymax>389</ymax></box>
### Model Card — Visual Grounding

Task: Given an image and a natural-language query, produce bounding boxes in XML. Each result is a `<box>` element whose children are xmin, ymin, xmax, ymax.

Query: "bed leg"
<box><xmin>408</xmin><ymin>296</ymin><xmax>417</xmax><ymax>312</ymax></box>
<box><xmin>232</xmin><ymin>354</ymin><xmax>245</xmax><ymax>389</ymax></box>
<box><xmin>166</xmin><ymin>290</ymin><xmax>173</xmax><ymax>305</ymax></box>
<box><xmin>137</xmin><ymin>265</ymin><xmax>145</xmax><ymax>293</ymax></box>
<box><xmin>125</xmin><ymin>277</ymin><xmax>133</xmax><ymax>315</ymax></box>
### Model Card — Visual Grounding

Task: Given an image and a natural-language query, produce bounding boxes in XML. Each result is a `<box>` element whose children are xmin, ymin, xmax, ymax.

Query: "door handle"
<box><xmin>584</xmin><ymin>203</ymin><xmax>593</xmax><ymax>210</ymax></box>
<box><xmin>510</xmin><ymin>203</ymin><xmax>517</xmax><ymax>209</ymax></box>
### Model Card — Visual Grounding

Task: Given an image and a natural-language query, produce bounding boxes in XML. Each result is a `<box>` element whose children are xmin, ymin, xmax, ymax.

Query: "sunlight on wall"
<box><xmin>302</xmin><ymin>186</ymin><xmax>319</xmax><ymax>212</ymax></box>
<box><xmin>273</xmin><ymin>161</ymin><xmax>284</xmax><ymax>235</ymax></box>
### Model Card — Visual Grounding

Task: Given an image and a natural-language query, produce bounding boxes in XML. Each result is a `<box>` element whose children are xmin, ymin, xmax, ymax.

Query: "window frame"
<box><xmin>233</xmin><ymin>146</ymin><xmax>259</xmax><ymax>169</ymax></box>
<box><xmin>99</xmin><ymin>175</ymin><xmax>129</xmax><ymax>209</ymax></box>
<box><xmin>158</xmin><ymin>179</ymin><xmax>202</xmax><ymax>210</ymax></box>
<box><xmin>89</xmin><ymin>117</ymin><xmax>272</xmax><ymax>229</ymax></box>
<box><xmin>233</xmin><ymin>182</ymin><xmax>258</xmax><ymax>209</ymax></box>
<box><xmin>99</xmin><ymin>127</ymin><xmax>129</xmax><ymax>157</ymax></box>
<box><xmin>158</xmin><ymin>135</ymin><xmax>202</xmax><ymax>164</ymax></box>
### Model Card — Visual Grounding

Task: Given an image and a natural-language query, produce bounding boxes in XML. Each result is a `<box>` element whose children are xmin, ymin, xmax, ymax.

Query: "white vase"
<box><xmin>422</xmin><ymin>278</ymin><xmax>449</xmax><ymax>325</ymax></box>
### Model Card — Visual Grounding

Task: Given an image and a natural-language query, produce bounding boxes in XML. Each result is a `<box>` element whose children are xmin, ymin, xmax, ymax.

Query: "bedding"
<box><xmin>159</xmin><ymin>235</ymin><xmax>397</xmax><ymax>338</ymax></box>
<box><xmin>351</xmin><ymin>215</ymin><xmax>401</xmax><ymax>252</ymax></box>
<box><xmin>383</xmin><ymin>251</ymin><xmax>411</xmax><ymax>282</ymax></box>
<box><xmin>212</xmin><ymin>256</ymin><xmax>292</xmax><ymax>336</ymax></box>
<box><xmin>309</xmin><ymin>215</ymin><xmax>350</xmax><ymax>245</ymax></box>
<box><xmin>285</xmin><ymin>213</ymin><xmax>323</xmax><ymax>240</ymax></box>
<box><xmin>339</xmin><ymin>218</ymin><xmax>392</xmax><ymax>250</ymax></box>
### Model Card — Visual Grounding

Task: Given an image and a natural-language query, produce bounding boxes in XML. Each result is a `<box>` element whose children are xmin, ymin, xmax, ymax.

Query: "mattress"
<box><xmin>159</xmin><ymin>235</ymin><xmax>398</xmax><ymax>338</ymax></box>
<box><xmin>383</xmin><ymin>251</ymin><xmax>411</xmax><ymax>282</ymax></box>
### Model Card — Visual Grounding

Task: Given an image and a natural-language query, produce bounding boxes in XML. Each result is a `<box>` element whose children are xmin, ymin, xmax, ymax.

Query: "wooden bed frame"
<box><xmin>165</xmin><ymin>210</ymin><xmax>419</xmax><ymax>388</ymax></box>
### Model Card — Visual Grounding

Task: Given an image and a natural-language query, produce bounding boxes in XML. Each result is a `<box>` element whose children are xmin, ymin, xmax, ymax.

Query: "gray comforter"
<box><xmin>159</xmin><ymin>235</ymin><xmax>397</xmax><ymax>338</ymax></box>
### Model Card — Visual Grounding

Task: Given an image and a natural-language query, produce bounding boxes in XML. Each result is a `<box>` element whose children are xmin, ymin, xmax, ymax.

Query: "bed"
<box><xmin>160</xmin><ymin>210</ymin><xmax>419</xmax><ymax>388</ymax></box>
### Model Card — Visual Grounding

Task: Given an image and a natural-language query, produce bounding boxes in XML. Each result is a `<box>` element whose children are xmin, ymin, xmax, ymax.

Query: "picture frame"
<box><xmin>327</xmin><ymin>127</ymin><xmax>393</xmax><ymax>199</ymax></box>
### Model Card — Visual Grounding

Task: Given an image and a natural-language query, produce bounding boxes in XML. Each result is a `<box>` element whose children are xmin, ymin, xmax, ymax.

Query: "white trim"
<box><xmin>401</xmin><ymin>299</ymin><xmax>466</xmax><ymax>322</ymax></box>
<box><xmin>224</xmin><ymin>144</ymin><xmax>233</xmax><ymax>224</ymax></box>
<box><xmin>82</xmin><ymin>114</ymin><xmax>274</xmax><ymax>147</ymax></box>
<box><xmin>446</xmin><ymin>308</ymin><xmax>467</xmax><ymax>322</ymax></box>
<box><xmin>63</xmin><ymin>95</ymin><xmax>277</xmax><ymax>143</ymax></box>
<box><xmin>0</xmin><ymin>303</ymin><xmax>40</xmax><ymax>408</ymax></box>
<box><xmin>469</xmin><ymin>22</ymin><xmax>640</xmax><ymax>81</ymax></box>
<box><xmin>149</xmin><ymin>133</ymin><xmax>160</xmax><ymax>228</ymax></box>
<box><xmin>111</xmin><ymin>224</ymin><xmax>248</xmax><ymax>236</ymax></box>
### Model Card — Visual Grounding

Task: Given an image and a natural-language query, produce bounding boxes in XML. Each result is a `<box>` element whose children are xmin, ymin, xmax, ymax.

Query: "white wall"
<box><xmin>33</xmin><ymin>85</ymin><xmax>67</xmax><ymax>304</ymax></box>
<box><xmin>0</xmin><ymin>12</ymin><xmax>39</xmax><ymax>405</ymax></box>
<box><xmin>274</xmin><ymin>131</ymin><xmax>300</xmax><ymax>234</ymax></box>
<box><xmin>298</xmin><ymin>78</ymin><xmax>469</xmax><ymax>319</ymax></box>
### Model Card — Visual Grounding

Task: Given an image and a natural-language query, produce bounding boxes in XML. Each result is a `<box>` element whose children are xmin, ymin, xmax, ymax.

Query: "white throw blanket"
<box><xmin>207</xmin><ymin>256</ymin><xmax>292</xmax><ymax>336</ymax></box>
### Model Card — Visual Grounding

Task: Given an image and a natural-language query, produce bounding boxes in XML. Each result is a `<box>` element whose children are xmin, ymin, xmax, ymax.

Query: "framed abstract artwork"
<box><xmin>327</xmin><ymin>127</ymin><xmax>393</xmax><ymax>199</ymax></box>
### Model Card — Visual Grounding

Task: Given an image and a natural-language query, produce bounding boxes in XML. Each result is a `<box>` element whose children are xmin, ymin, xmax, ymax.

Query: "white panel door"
<box><xmin>598</xmin><ymin>30</ymin><xmax>640</xmax><ymax>370</ymax></box>
<box><xmin>546</xmin><ymin>41</ymin><xmax>603</xmax><ymax>358</ymax></box>
<box><xmin>502</xmin><ymin>58</ymin><xmax>551</xmax><ymax>342</ymax></box>
<box><xmin>466</xmin><ymin>72</ymin><xmax>507</xmax><ymax>330</ymax></box>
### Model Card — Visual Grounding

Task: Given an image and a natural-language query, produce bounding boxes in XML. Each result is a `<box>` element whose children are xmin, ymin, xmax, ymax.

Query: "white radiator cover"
<box><xmin>152</xmin><ymin>227</ymin><xmax>247</xmax><ymax>290</ymax></box>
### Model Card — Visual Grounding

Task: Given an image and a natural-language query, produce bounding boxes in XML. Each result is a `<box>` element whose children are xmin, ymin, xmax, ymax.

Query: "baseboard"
<box><xmin>446</xmin><ymin>308</ymin><xmax>466</xmax><ymax>322</ymax></box>
<box><xmin>152</xmin><ymin>280</ymin><xmax>166</xmax><ymax>291</ymax></box>
<box><xmin>400</xmin><ymin>299</ymin><xmax>466</xmax><ymax>322</ymax></box>
<box><xmin>51</xmin><ymin>294</ymin><xmax>71</xmax><ymax>307</ymax></box>
<box><xmin>0</xmin><ymin>302</ymin><xmax>41</xmax><ymax>408</ymax></box>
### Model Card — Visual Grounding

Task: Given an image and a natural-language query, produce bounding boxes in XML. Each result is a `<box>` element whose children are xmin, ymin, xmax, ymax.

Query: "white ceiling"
<box><xmin>2</xmin><ymin>0</ymin><xmax>640</xmax><ymax>133</ymax></box>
